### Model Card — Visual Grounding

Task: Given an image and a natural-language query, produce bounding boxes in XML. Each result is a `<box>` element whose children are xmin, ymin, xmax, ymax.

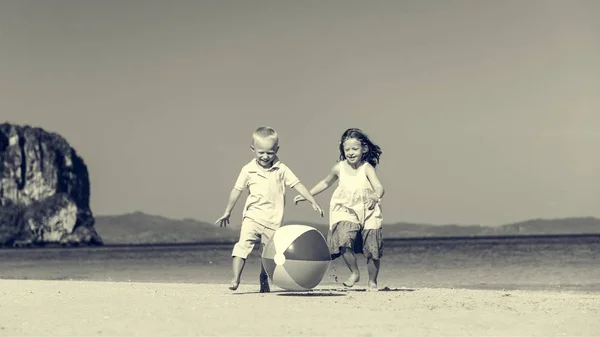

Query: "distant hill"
<box><xmin>287</xmin><ymin>217</ymin><xmax>600</xmax><ymax>238</ymax></box>
<box><xmin>382</xmin><ymin>217</ymin><xmax>600</xmax><ymax>238</ymax></box>
<box><xmin>94</xmin><ymin>211</ymin><xmax>238</xmax><ymax>245</ymax></box>
<box><xmin>487</xmin><ymin>217</ymin><xmax>600</xmax><ymax>236</ymax></box>
<box><xmin>289</xmin><ymin>221</ymin><xmax>488</xmax><ymax>238</ymax></box>
<box><xmin>94</xmin><ymin>212</ymin><xmax>600</xmax><ymax>245</ymax></box>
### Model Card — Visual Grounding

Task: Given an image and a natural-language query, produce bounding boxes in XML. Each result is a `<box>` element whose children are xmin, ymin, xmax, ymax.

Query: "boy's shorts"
<box><xmin>231</xmin><ymin>217</ymin><xmax>276</xmax><ymax>259</ymax></box>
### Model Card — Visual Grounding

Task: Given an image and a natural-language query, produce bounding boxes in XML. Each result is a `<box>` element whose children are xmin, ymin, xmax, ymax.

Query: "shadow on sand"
<box><xmin>379</xmin><ymin>286</ymin><xmax>416</xmax><ymax>292</ymax></box>
<box><xmin>277</xmin><ymin>292</ymin><xmax>346</xmax><ymax>297</ymax></box>
<box><xmin>232</xmin><ymin>289</ymin><xmax>346</xmax><ymax>296</ymax></box>
<box><xmin>232</xmin><ymin>286</ymin><xmax>416</xmax><ymax>296</ymax></box>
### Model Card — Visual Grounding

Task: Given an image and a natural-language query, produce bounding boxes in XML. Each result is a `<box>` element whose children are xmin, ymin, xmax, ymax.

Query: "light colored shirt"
<box><xmin>329</xmin><ymin>161</ymin><xmax>383</xmax><ymax>230</ymax></box>
<box><xmin>234</xmin><ymin>157</ymin><xmax>300</xmax><ymax>230</ymax></box>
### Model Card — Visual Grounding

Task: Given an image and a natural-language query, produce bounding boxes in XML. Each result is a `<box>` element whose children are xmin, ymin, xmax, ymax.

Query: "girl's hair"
<box><xmin>338</xmin><ymin>128</ymin><xmax>382</xmax><ymax>167</ymax></box>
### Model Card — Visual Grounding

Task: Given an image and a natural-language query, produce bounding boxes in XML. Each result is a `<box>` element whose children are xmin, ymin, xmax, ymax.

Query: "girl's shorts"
<box><xmin>327</xmin><ymin>221</ymin><xmax>383</xmax><ymax>260</ymax></box>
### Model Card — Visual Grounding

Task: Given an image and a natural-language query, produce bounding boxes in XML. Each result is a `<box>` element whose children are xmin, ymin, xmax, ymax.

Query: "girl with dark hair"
<box><xmin>294</xmin><ymin>128</ymin><xmax>385</xmax><ymax>291</ymax></box>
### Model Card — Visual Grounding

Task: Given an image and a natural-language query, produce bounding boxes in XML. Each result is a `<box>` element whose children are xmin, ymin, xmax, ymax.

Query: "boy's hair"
<box><xmin>252</xmin><ymin>126</ymin><xmax>279</xmax><ymax>145</ymax></box>
<box><xmin>339</xmin><ymin>128</ymin><xmax>382</xmax><ymax>167</ymax></box>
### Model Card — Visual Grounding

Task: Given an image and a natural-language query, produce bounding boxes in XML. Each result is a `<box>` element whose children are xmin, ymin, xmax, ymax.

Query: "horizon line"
<box><xmin>93</xmin><ymin>211</ymin><xmax>600</xmax><ymax>227</ymax></box>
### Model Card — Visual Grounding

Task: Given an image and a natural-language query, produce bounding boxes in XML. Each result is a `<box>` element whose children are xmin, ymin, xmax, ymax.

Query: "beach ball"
<box><xmin>261</xmin><ymin>224</ymin><xmax>331</xmax><ymax>291</ymax></box>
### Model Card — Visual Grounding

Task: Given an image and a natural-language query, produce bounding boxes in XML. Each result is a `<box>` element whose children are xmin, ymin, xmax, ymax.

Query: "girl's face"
<box><xmin>342</xmin><ymin>138</ymin><xmax>366</xmax><ymax>165</ymax></box>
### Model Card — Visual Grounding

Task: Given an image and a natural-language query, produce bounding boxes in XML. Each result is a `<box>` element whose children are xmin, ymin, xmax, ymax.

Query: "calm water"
<box><xmin>1</xmin><ymin>235</ymin><xmax>599</xmax><ymax>292</ymax></box>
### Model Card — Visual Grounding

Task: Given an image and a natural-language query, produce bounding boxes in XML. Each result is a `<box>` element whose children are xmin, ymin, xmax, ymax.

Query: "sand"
<box><xmin>0</xmin><ymin>279</ymin><xmax>599</xmax><ymax>336</ymax></box>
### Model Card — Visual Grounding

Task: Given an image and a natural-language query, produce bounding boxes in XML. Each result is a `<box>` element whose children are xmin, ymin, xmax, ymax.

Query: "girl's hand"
<box><xmin>293</xmin><ymin>195</ymin><xmax>306</xmax><ymax>205</ymax></box>
<box><xmin>215</xmin><ymin>212</ymin><xmax>231</xmax><ymax>227</ymax></box>
<box><xmin>365</xmin><ymin>195</ymin><xmax>379</xmax><ymax>210</ymax></box>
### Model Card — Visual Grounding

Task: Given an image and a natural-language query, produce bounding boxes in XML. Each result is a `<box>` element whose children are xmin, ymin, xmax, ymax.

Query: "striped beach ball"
<box><xmin>261</xmin><ymin>224</ymin><xmax>332</xmax><ymax>291</ymax></box>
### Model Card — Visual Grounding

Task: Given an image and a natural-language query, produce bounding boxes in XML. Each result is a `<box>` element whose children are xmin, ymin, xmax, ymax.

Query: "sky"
<box><xmin>1</xmin><ymin>0</ymin><xmax>599</xmax><ymax>226</ymax></box>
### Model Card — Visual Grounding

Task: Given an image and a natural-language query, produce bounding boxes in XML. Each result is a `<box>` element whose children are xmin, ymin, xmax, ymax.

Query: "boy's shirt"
<box><xmin>234</xmin><ymin>157</ymin><xmax>300</xmax><ymax>230</ymax></box>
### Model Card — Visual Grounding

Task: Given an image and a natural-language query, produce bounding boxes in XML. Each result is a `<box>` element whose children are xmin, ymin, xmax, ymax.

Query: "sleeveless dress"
<box><xmin>327</xmin><ymin>161</ymin><xmax>384</xmax><ymax>260</ymax></box>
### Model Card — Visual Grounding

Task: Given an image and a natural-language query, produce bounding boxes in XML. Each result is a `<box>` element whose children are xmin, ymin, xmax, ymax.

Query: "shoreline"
<box><xmin>1</xmin><ymin>279</ymin><xmax>599</xmax><ymax>336</ymax></box>
<box><xmin>2</xmin><ymin>232</ymin><xmax>599</xmax><ymax>250</ymax></box>
<box><xmin>2</xmin><ymin>277</ymin><xmax>599</xmax><ymax>295</ymax></box>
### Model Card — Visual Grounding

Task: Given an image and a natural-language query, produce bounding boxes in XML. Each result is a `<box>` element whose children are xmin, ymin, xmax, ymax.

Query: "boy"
<box><xmin>215</xmin><ymin>126</ymin><xmax>324</xmax><ymax>292</ymax></box>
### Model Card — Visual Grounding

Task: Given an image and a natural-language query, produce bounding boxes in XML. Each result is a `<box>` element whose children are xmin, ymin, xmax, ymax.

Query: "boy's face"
<box><xmin>251</xmin><ymin>137</ymin><xmax>279</xmax><ymax>168</ymax></box>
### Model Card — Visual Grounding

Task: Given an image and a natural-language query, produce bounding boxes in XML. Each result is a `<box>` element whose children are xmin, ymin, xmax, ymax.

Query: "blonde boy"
<box><xmin>215</xmin><ymin>126</ymin><xmax>323</xmax><ymax>292</ymax></box>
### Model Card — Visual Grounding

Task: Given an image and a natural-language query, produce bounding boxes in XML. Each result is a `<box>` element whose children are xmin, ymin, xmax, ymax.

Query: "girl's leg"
<box><xmin>328</xmin><ymin>221</ymin><xmax>361</xmax><ymax>287</ymax></box>
<box><xmin>341</xmin><ymin>247</ymin><xmax>360</xmax><ymax>287</ymax></box>
<box><xmin>366</xmin><ymin>257</ymin><xmax>380</xmax><ymax>291</ymax></box>
<box><xmin>363</xmin><ymin>228</ymin><xmax>382</xmax><ymax>291</ymax></box>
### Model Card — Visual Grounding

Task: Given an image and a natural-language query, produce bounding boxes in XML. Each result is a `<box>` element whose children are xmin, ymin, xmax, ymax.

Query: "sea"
<box><xmin>1</xmin><ymin>235</ymin><xmax>599</xmax><ymax>293</ymax></box>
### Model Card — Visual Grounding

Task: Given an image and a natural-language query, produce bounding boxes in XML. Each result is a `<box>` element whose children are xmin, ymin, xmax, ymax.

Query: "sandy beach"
<box><xmin>0</xmin><ymin>279</ymin><xmax>598</xmax><ymax>336</ymax></box>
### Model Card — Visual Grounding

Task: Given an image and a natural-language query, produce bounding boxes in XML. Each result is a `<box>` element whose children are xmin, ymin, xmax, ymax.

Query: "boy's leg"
<box><xmin>259</xmin><ymin>261</ymin><xmax>270</xmax><ymax>293</ymax></box>
<box><xmin>230</xmin><ymin>256</ymin><xmax>246</xmax><ymax>290</ymax></box>
<box><xmin>258</xmin><ymin>226</ymin><xmax>275</xmax><ymax>293</ymax></box>
<box><xmin>230</xmin><ymin>219</ymin><xmax>260</xmax><ymax>290</ymax></box>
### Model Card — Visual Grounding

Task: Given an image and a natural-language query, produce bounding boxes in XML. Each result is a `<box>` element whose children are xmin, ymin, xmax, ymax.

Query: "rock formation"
<box><xmin>0</xmin><ymin>123</ymin><xmax>103</xmax><ymax>247</ymax></box>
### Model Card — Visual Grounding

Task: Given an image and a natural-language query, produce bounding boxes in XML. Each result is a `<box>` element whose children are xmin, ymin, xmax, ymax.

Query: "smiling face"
<box><xmin>251</xmin><ymin>137</ymin><xmax>279</xmax><ymax>168</ymax></box>
<box><xmin>342</xmin><ymin>137</ymin><xmax>366</xmax><ymax>166</ymax></box>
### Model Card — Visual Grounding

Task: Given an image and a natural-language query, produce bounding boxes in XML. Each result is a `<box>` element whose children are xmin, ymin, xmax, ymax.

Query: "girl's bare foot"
<box><xmin>367</xmin><ymin>281</ymin><xmax>379</xmax><ymax>292</ymax></box>
<box><xmin>343</xmin><ymin>273</ymin><xmax>360</xmax><ymax>287</ymax></box>
<box><xmin>229</xmin><ymin>278</ymin><xmax>240</xmax><ymax>291</ymax></box>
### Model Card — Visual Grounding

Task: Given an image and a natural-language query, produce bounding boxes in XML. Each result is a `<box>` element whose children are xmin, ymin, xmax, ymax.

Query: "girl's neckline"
<box><xmin>343</xmin><ymin>160</ymin><xmax>365</xmax><ymax>176</ymax></box>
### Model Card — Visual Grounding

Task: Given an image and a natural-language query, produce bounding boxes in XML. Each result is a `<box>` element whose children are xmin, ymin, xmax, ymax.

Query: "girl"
<box><xmin>294</xmin><ymin>128</ymin><xmax>384</xmax><ymax>291</ymax></box>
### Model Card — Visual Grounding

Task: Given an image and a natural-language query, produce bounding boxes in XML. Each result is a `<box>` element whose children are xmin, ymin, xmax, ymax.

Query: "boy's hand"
<box><xmin>311</xmin><ymin>202</ymin><xmax>324</xmax><ymax>217</ymax></box>
<box><xmin>293</xmin><ymin>195</ymin><xmax>306</xmax><ymax>205</ymax></box>
<box><xmin>215</xmin><ymin>212</ymin><xmax>231</xmax><ymax>227</ymax></box>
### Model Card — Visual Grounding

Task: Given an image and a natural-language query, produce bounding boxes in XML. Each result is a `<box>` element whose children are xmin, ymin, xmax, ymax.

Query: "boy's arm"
<box><xmin>293</xmin><ymin>183</ymin><xmax>324</xmax><ymax>217</ymax></box>
<box><xmin>293</xmin><ymin>183</ymin><xmax>320</xmax><ymax>206</ymax></box>
<box><xmin>222</xmin><ymin>188</ymin><xmax>244</xmax><ymax>216</ymax></box>
<box><xmin>215</xmin><ymin>188</ymin><xmax>244</xmax><ymax>227</ymax></box>
<box><xmin>281</xmin><ymin>163</ymin><xmax>325</xmax><ymax>216</ymax></box>
<box><xmin>226</xmin><ymin>167</ymin><xmax>249</xmax><ymax>213</ymax></box>
<box><xmin>215</xmin><ymin>168</ymin><xmax>248</xmax><ymax>226</ymax></box>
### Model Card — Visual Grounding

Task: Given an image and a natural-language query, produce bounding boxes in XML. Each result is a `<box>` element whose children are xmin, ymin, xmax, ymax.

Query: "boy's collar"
<box><xmin>249</xmin><ymin>157</ymin><xmax>281</xmax><ymax>172</ymax></box>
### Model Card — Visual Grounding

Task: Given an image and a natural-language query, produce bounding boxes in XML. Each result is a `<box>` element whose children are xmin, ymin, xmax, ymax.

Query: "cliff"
<box><xmin>0</xmin><ymin>123</ymin><xmax>103</xmax><ymax>247</ymax></box>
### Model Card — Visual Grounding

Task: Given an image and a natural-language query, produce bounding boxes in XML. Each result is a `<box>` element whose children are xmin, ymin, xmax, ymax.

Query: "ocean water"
<box><xmin>1</xmin><ymin>235</ymin><xmax>599</xmax><ymax>292</ymax></box>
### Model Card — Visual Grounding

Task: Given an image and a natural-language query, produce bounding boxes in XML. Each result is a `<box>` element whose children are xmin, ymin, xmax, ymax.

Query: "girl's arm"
<box><xmin>294</xmin><ymin>164</ymin><xmax>339</xmax><ymax>204</ymax></box>
<box><xmin>308</xmin><ymin>164</ymin><xmax>340</xmax><ymax>196</ymax></box>
<box><xmin>365</xmin><ymin>163</ymin><xmax>385</xmax><ymax>200</ymax></box>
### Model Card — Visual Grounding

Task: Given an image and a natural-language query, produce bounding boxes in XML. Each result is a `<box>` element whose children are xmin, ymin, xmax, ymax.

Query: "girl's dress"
<box><xmin>327</xmin><ymin>160</ymin><xmax>383</xmax><ymax>260</ymax></box>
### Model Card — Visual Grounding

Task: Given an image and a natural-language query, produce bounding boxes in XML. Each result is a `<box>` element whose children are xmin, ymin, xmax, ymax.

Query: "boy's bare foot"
<box><xmin>259</xmin><ymin>274</ymin><xmax>270</xmax><ymax>293</ymax></box>
<box><xmin>343</xmin><ymin>273</ymin><xmax>360</xmax><ymax>287</ymax></box>
<box><xmin>229</xmin><ymin>278</ymin><xmax>240</xmax><ymax>291</ymax></box>
<box><xmin>367</xmin><ymin>281</ymin><xmax>379</xmax><ymax>292</ymax></box>
<box><xmin>259</xmin><ymin>283</ymin><xmax>270</xmax><ymax>293</ymax></box>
